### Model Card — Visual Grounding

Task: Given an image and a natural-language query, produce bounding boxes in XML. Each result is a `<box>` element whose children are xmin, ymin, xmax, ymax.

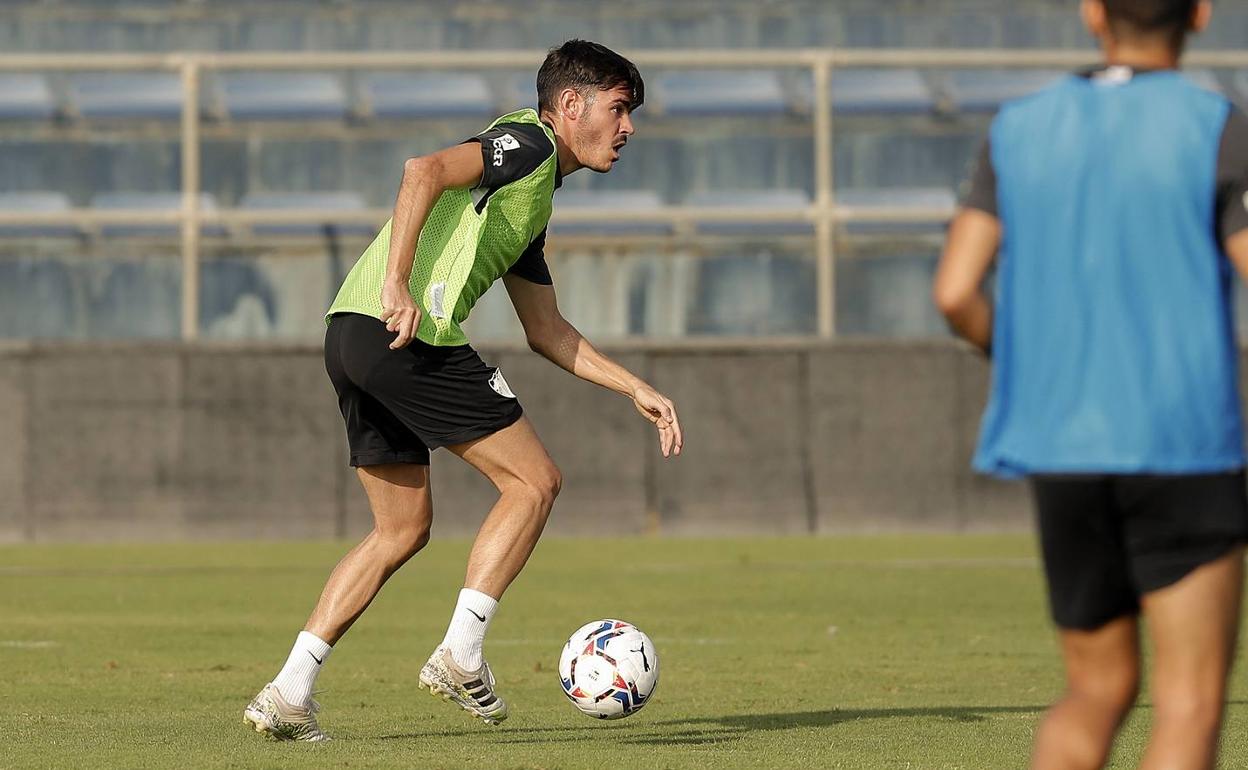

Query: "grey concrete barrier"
<box><xmin>4</xmin><ymin>338</ymin><xmax>1165</xmax><ymax>542</ymax></box>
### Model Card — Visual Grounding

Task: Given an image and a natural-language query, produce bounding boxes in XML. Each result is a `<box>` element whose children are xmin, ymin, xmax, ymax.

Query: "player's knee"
<box><xmin>513</xmin><ymin>463</ymin><xmax>561</xmax><ymax>510</ymax></box>
<box><xmin>377</xmin><ymin>521</ymin><xmax>431</xmax><ymax>562</ymax></box>
<box><xmin>1071</xmin><ymin>659</ymin><xmax>1139</xmax><ymax>716</ymax></box>
<box><xmin>1153</xmin><ymin>686</ymin><xmax>1225</xmax><ymax>732</ymax></box>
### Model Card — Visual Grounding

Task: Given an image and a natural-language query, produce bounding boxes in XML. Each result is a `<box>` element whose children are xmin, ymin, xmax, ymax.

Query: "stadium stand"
<box><xmin>219</xmin><ymin>73</ymin><xmax>348</xmax><ymax>121</ymax></box>
<box><xmin>91</xmin><ymin>192</ymin><xmax>226</xmax><ymax>237</ymax></box>
<box><xmin>68</xmin><ymin>72</ymin><xmax>185</xmax><ymax>120</ymax></box>
<box><xmin>686</xmin><ymin>189</ymin><xmax>813</xmax><ymax>237</ymax></box>
<box><xmin>550</xmin><ymin>190</ymin><xmax>672</xmax><ymax>237</ymax></box>
<box><xmin>0</xmin><ymin>73</ymin><xmax>56</xmax><ymax>119</ymax></box>
<box><xmin>654</xmin><ymin>70</ymin><xmax>789</xmax><ymax>117</ymax></box>
<box><xmin>239</xmin><ymin>191</ymin><xmax>374</xmax><ymax>236</ymax></box>
<box><xmin>830</xmin><ymin>69</ymin><xmax>937</xmax><ymax>115</ymax></box>
<box><xmin>359</xmin><ymin>72</ymin><xmax>494</xmax><ymax>119</ymax></box>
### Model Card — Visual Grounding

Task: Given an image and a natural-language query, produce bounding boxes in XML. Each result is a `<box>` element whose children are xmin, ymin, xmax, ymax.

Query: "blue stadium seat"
<box><xmin>89</xmin><ymin>260</ymin><xmax>181</xmax><ymax>338</ymax></box>
<box><xmin>686</xmin><ymin>189</ymin><xmax>813</xmax><ymax>236</ymax></box>
<box><xmin>0</xmin><ymin>259</ymin><xmax>80</xmax><ymax>338</ymax></box>
<box><xmin>551</xmin><ymin>189</ymin><xmax>672</xmax><ymax>236</ymax></box>
<box><xmin>91</xmin><ymin>192</ymin><xmax>226</xmax><ymax>237</ymax></box>
<box><xmin>220</xmin><ymin>73</ymin><xmax>348</xmax><ymax>121</ymax></box>
<box><xmin>656</xmin><ymin>70</ymin><xmax>789</xmax><ymax>117</ymax></box>
<box><xmin>830</xmin><ymin>69</ymin><xmax>936</xmax><ymax>115</ymax></box>
<box><xmin>836</xmin><ymin>253</ymin><xmax>946</xmax><ymax>337</ymax></box>
<box><xmin>496</xmin><ymin>73</ymin><xmax>539</xmax><ymax>114</ymax></box>
<box><xmin>688</xmin><ymin>253</ymin><xmax>816</xmax><ymax>335</ymax></box>
<box><xmin>361</xmin><ymin>72</ymin><xmax>494</xmax><ymax>119</ymax></box>
<box><xmin>68</xmin><ymin>73</ymin><xmax>185</xmax><ymax>120</ymax></box>
<box><xmin>200</xmin><ymin>259</ymin><xmax>278</xmax><ymax>333</ymax></box>
<box><xmin>0</xmin><ymin>192</ymin><xmax>78</xmax><ymax>238</ymax></box>
<box><xmin>0</xmin><ymin>74</ymin><xmax>56</xmax><ymax>120</ymax></box>
<box><xmin>945</xmin><ymin>69</ymin><xmax>1066</xmax><ymax>113</ymax></box>
<box><xmin>240</xmin><ymin>191</ymin><xmax>375</xmax><ymax>236</ymax></box>
<box><xmin>1183</xmin><ymin>68</ymin><xmax>1223</xmax><ymax>94</ymax></box>
<box><xmin>838</xmin><ymin>187</ymin><xmax>956</xmax><ymax>236</ymax></box>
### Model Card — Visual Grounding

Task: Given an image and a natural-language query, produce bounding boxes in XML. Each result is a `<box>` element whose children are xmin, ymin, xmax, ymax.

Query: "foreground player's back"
<box><xmin>977</xmin><ymin>69</ymin><xmax>1245</xmax><ymax>475</ymax></box>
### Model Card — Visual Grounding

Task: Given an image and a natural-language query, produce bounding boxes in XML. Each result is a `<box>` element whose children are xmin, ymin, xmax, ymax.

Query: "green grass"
<box><xmin>2</xmin><ymin>536</ymin><xmax>1247</xmax><ymax>769</ymax></box>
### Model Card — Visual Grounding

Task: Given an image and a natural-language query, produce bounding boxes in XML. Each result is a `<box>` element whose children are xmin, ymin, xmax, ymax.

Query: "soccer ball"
<box><xmin>558</xmin><ymin>619</ymin><xmax>659</xmax><ymax>719</ymax></box>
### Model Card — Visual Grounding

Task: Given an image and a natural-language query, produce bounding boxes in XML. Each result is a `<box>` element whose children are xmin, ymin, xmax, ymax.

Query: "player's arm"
<box><xmin>933</xmin><ymin>209</ymin><xmax>1000</xmax><ymax>355</ymax></box>
<box><xmin>933</xmin><ymin>139</ymin><xmax>1001</xmax><ymax>355</ymax></box>
<box><xmin>380</xmin><ymin>142</ymin><xmax>484</xmax><ymax>349</ymax></box>
<box><xmin>503</xmin><ymin>273</ymin><xmax>683</xmax><ymax>458</ymax></box>
<box><xmin>1219</xmin><ymin>110</ymin><xmax>1248</xmax><ymax>286</ymax></box>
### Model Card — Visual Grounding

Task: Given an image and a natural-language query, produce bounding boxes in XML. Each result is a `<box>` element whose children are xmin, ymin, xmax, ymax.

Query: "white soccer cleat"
<box><xmin>243</xmin><ymin>682</ymin><xmax>329</xmax><ymax>742</ymax></box>
<box><xmin>418</xmin><ymin>645</ymin><xmax>509</xmax><ymax>725</ymax></box>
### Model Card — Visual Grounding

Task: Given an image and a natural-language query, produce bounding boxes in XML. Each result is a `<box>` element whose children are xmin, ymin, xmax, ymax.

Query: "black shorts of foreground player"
<box><xmin>935</xmin><ymin>2</ymin><xmax>1248</xmax><ymax>769</ymax></box>
<box><xmin>244</xmin><ymin>40</ymin><xmax>683</xmax><ymax>741</ymax></box>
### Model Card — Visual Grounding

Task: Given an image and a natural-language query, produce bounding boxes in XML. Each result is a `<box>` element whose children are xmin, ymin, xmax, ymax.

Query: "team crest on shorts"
<box><xmin>489</xmin><ymin>368</ymin><xmax>516</xmax><ymax>399</ymax></box>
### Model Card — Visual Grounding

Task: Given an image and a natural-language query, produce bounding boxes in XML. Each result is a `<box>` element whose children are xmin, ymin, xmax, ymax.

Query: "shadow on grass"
<box><xmin>380</xmin><ymin>704</ymin><xmax>1047</xmax><ymax>746</ymax></box>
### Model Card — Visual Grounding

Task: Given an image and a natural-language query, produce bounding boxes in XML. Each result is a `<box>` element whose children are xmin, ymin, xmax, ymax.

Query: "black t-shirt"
<box><xmin>465</xmin><ymin>122</ymin><xmax>560</xmax><ymax>285</ymax></box>
<box><xmin>960</xmin><ymin>67</ymin><xmax>1248</xmax><ymax>248</ymax></box>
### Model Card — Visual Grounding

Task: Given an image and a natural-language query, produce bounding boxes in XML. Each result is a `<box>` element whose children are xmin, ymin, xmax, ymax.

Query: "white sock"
<box><xmin>441</xmin><ymin>588</ymin><xmax>498</xmax><ymax>671</ymax></box>
<box><xmin>272</xmin><ymin>631</ymin><xmax>332</xmax><ymax>707</ymax></box>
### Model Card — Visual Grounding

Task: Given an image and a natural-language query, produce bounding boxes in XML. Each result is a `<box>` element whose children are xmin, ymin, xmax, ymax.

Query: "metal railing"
<box><xmin>3</xmin><ymin>48</ymin><xmax>1248</xmax><ymax>340</ymax></box>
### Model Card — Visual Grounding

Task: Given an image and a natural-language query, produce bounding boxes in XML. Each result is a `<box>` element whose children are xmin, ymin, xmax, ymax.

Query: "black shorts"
<box><xmin>1031</xmin><ymin>471</ymin><xmax>1248</xmax><ymax>630</ymax></box>
<box><xmin>324</xmin><ymin>312</ymin><xmax>524</xmax><ymax>466</ymax></box>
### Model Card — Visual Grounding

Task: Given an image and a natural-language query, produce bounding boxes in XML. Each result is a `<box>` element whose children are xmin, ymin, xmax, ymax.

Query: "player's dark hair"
<box><xmin>1101</xmin><ymin>0</ymin><xmax>1200</xmax><ymax>49</ymax></box>
<box><xmin>536</xmin><ymin>40</ymin><xmax>644</xmax><ymax>115</ymax></box>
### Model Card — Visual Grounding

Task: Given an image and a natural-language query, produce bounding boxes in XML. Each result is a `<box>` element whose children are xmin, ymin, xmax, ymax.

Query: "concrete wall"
<box><xmin>0</xmin><ymin>340</ymin><xmax>1038</xmax><ymax>543</ymax></box>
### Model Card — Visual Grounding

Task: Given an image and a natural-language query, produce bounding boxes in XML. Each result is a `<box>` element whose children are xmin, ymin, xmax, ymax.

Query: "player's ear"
<box><xmin>559</xmin><ymin>88</ymin><xmax>582</xmax><ymax>121</ymax></box>
<box><xmin>1080</xmin><ymin>0</ymin><xmax>1108</xmax><ymax>40</ymax></box>
<box><xmin>1191</xmin><ymin>1</ymin><xmax>1212</xmax><ymax>34</ymax></box>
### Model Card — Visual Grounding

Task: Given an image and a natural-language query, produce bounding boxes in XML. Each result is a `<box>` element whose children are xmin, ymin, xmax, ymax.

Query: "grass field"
<box><xmin>3</xmin><ymin>535</ymin><xmax>1247</xmax><ymax>769</ymax></box>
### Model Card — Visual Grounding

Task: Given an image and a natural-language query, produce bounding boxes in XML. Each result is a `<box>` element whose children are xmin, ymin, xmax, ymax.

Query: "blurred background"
<box><xmin>2</xmin><ymin>0</ymin><xmax>1247</xmax><ymax>542</ymax></box>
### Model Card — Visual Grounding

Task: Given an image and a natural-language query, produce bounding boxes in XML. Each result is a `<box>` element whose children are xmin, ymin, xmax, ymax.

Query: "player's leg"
<box><xmin>246</xmin><ymin>314</ymin><xmax>433</xmax><ymax>740</ymax></box>
<box><xmin>1029</xmin><ymin>475</ymin><xmax>1142</xmax><ymax>770</ymax></box>
<box><xmin>451</xmin><ymin>415</ymin><xmax>561</xmax><ymax>598</ymax></box>
<box><xmin>304</xmin><ymin>463</ymin><xmax>434</xmax><ymax>644</ymax></box>
<box><xmin>419</xmin><ymin>416</ymin><xmax>560</xmax><ymax>724</ymax></box>
<box><xmin>1030</xmin><ymin>619</ymin><xmax>1140</xmax><ymax>770</ymax></box>
<box><xmin>1137</xmin><ymin>548</ymin><xmax>1242</xmax><ymax>770</ymax></box>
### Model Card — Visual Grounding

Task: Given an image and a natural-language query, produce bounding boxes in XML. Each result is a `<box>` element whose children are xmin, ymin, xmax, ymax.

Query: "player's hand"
<box><xmin>632</xmin><ymin>384</ymin><xmax>682</xmax><ymax>458</ymax></box>
<box><xmin>380</xmin><ymin>280</ymin><xmax>421</xmax><ymax>350</ymax></box>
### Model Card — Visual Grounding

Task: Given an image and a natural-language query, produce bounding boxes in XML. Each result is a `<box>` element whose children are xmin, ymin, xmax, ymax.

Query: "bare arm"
<box><xmin>1228</xmin><ymin>230</ymin><xmax>1248</xmax><ymax>284</ymax></box>
<box><xmin>379</xmin><ymin>142</ymin><xmax>484</xmax><ymax>349</ymax></box>
<box><xmin>932</xmin><ymin>208</ymin><xmax>1001</xmax><ymax>355</ymax></box>
<box><xmin>503</xmin><ymin>274</ymin><xmax>683</xmax><ymax>457</ymax></box>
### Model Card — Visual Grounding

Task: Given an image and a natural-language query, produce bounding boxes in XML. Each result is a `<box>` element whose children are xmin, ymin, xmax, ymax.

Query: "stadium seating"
<box><xmin>837</xmin><ymin>187</ymin><xmax>956</xmax><ymax>235</ymax></box>
<box><xmin>68</xmin><ymin>72</ymin><xmax>185</xmax><ymax>120</ymax></box>
<box><xmin>654</xmin><ymin>70</ymin><xmax>789</xmax><ymax>117</ymax></box>
<box><xmin>0</xmin><ymin>259</ymin><xmax>79</xmax><ymax>338</ymax></box>
<box><xmin>836</xmin><ymin>253</ymin><xmax>946</xmax><ymax>337</ymax></box>
<box><xmin>88</xmin><ymin>260</ymin><xmax>181</xmax><ymax>338</ymax></box>
<box><xmin>219</xmin><ymin>73</ymin><xmax>348</xmax><ymax>121</ymax></box>
<box><xmin>687</xmin><ymin>252</ymin><xmax>816</xmax><ymax>335</ymax></box>
<box><xmin>550</xmin><ymin>189</ymin><xmax>672</xmax><ymax>236</ymax></box>
<box><xmin>685</xmin><ymin>189</ymin><xmax>813</xmax><ymax>237</ymax></box>
<box><xmin>360</xmin><ymin>72</ymin><xmax>494</xmax><ymax>119</ymax></box>
<box><xmin>831</xmin><ymin>69</ymin><xmax>936</xmax><ymax>115</ymax></box>
<box><xmin>90</xmin><ymin>192</ymin><xmax>227</xmax><ymax>237</ymax></box>
<box><xmin>239</xmin><ymin>191</ymin><xmax>375</xmax><ymax>236</ymax></box>
<box><xmin>0</xmin><ymin>74</ymin><xmax>56</xmax><ymax>120</ymax></box>
<box><xmin>0</xmin><ymin>192</ymin><xmax>78</xmax><ymax>238</ymax></box>
<box><xmin>199</xmin><ymin>258</ymin><xmax>278</xmax><ymax>334</ymax></box>
<box><xmin>1231</xmin><ymin>70</ymin><xmax>1248</xmax><ymax>105</ymax></box>
<box><xmin>943</xmin><ymin>69</ymin><xmax>1066</xmax><ymax>113</ymax></box>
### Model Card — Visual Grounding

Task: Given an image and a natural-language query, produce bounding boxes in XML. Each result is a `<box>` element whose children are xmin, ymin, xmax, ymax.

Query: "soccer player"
<box><xmin>244</xmin><ymin>40</ymin><xmax>682</xmax><ymax>741</ymax></box>
<box><xmin>935</xmin><ymin>1</ymin><xmax>1248</xmax><ymax>767</ymax></box>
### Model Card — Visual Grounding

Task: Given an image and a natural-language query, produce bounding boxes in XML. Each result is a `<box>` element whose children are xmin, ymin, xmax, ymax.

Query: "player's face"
<box><xmin>573</xmin><ymin>85</ymin><xmax>635</xmax><ymax>173</ymax></box>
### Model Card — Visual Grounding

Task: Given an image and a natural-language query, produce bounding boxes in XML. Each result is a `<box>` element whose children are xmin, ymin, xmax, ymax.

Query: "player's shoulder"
<box><xmin>478</xmin><ymin>113</ymin><xmax>555</xmax><ymax>157</ymax></box>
